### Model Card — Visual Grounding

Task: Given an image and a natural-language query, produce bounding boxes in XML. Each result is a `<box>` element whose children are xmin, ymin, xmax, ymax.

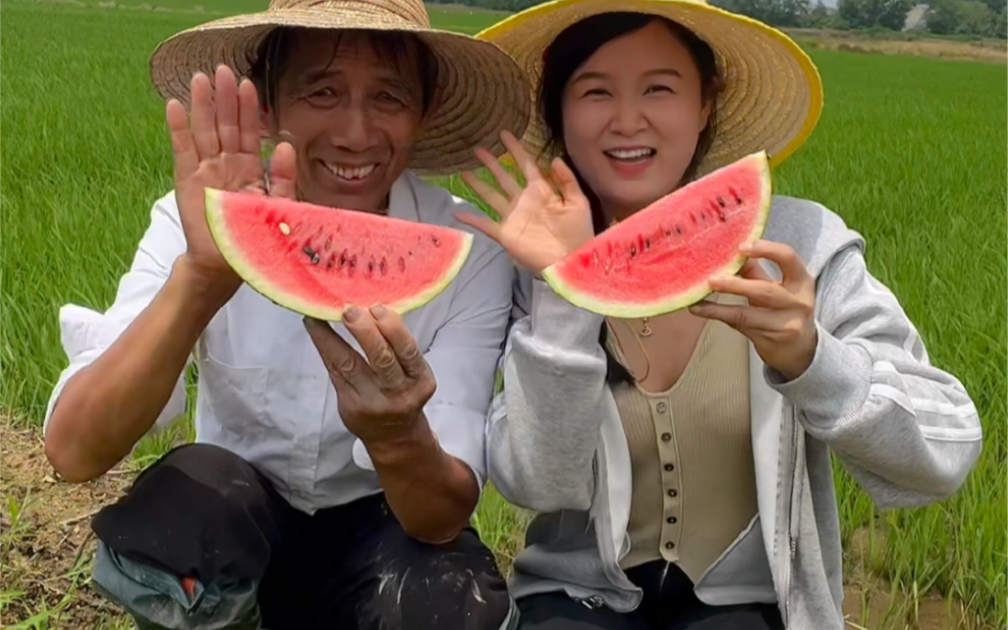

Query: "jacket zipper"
<box><xmin>779</xmin><ymin>405</ymin><xmax>800</xmax><ymax>627</ymax></box>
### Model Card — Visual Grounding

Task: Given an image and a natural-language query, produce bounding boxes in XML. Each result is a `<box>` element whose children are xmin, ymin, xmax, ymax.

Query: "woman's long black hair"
<box><xmin>536</xmin><ymin>12</ymin><xmax>723</xmax><ymax>384</ymax></box>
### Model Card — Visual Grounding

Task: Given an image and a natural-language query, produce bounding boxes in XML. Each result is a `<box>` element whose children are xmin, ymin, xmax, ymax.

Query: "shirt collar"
<box><xmin>385</xmin><ymin>170</ymin><xmax>420</xmax><ymax>224</ymax></box>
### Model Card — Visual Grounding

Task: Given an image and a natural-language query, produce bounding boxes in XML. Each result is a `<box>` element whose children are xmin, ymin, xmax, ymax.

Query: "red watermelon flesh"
<box><xmin>542</xmin><ymin>151</ymin><xmax>771</xmax><ymax>318</ymax></box>
<box><xmin>205</xmin><ymin>189</ymin><xmax>473</xmax><ymax>321</ymax></box>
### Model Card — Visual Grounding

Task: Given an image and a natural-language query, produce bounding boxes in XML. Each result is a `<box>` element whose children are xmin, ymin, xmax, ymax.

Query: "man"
<box><xmin>41</xmin><ymin>0</ymin><xmax>531</xmax><ymax>628</ymax></box>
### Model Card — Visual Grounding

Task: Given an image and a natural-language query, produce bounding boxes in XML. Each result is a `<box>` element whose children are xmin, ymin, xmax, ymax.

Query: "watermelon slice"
<box><xmin>204</xmin><ymin>189</ymin><xmax>473</xmax><ymax>321</ymax></box>
<box><xmin>542</xmin><ymin>151</ymin><xmax>772</xmax><ymax>318</ymax></box>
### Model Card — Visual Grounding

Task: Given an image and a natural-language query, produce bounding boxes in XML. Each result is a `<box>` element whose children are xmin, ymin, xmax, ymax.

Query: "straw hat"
<box><xmin>476</xmin><ymin>0</ymin><xmax>823</xmax><ymax>177</ymax></box>
<box><xmin>148</xmin><ymin>0</ymin><xmax>532</xmax><ymax>175</ymax></box>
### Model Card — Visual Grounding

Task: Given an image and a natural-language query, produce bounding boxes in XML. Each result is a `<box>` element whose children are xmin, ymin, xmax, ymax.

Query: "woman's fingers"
<box><xmin>551</xmin><ymin>157</ymin><xmax>587</xmax><ymax>204</ymax></box>
<box><xmin>461</xmin><ymin>170</ymin><xmax>511</xmax><ymax>219</ymax></box>
<box><xmin>740</xmin><ymin>240</ymin><xmax>811</xmax><ymax>290</ymax></box>
<box><xmin>474</xmin><ymin>146</ymin><xmax>523</xmax><ymax>200</ymax></box>
<box><xmin>500</xmin><ymin>130</ymin><xmax>546</xmax><ymax>187</ymax></box>
<box><xmin>454</xmin><ymin>210</ymin><xmax>503</xmax><ymax>244</ymax></box>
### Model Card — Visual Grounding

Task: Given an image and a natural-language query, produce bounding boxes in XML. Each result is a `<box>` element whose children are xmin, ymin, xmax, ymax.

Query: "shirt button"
<box><xmin>667</xmin><ymin>516</ymin><xmax>678</xmax><ymax>524</ymax></box>
<box><xmin>657</xmin><ymin>402</ymin><xmax>668</xmax><ymax>413</ymax></box>
<box><xmin>664</xmin><ymin>463</ymin><xmax>674</xmax><ymax>471</ymax></box>
<box><xmin>665</xmin><ymin>542</ymin><xmax>675</xmax><ymax>550</ymax></box>
<box><xmin>668</xmin><ymin>489</ymin><xmax>678</xmax><ymax>497</ymax></box>
<box><xmin>661</xmin><ymin>432</ymin><xmax>672</xmax><ymax>442</ymax></box>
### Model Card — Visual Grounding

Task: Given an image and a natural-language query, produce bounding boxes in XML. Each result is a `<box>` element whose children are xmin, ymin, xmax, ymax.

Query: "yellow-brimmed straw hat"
<box><xmin>476</xmin><ymin>0</ymin><xmax>823</xmax><ymax>176</ymax></box>
<box><xmin>149</xmin><ymin>0</ymin><xmax>532</xmax><ymax>176</ymax></box>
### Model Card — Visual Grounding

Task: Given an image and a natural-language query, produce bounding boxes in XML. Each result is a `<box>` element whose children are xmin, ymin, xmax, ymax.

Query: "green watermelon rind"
<box><xmin>541</xmin><ymin>152</ymin><xmax>772</xmax><ymax>319</ymax></box>
<box><xmin>204</xmin><ymin>188</ymin><xmax>474</xmax><ymax>322</ymax></box>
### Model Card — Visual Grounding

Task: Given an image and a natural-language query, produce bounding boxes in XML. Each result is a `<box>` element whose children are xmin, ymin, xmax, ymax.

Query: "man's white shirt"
<box><xmin>44</xmin><ymin>171</ymin><xmax>515</xmax><ymax>514</ymax></box>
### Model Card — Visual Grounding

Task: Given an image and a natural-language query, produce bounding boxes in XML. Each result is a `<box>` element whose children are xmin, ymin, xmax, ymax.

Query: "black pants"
<box><xmin>91</xmin><ymin>443</ymin><xmax>513</xmax><ymax>630</ymax></box>
<box><xmin>517</xmin><ymin>561</ymin><xmax>783</xmax><ymax>630</ymax></box>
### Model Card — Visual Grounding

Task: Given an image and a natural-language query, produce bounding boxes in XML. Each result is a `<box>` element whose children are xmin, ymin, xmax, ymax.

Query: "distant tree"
<box><xmin>837</xmin><ymin>0</ymin><xmax>913</xmax><ymax>29</ymax></box>
<box><xmin>927</xmin><ymin>0</ymin><xmax>1000</xmax><ymax>36</ymax></box>
<box><xmin>713</xmin><ymin>0</ymin><xmax>811</xmax><ymax>26</ymax></box>
<box><xmin>803</xmin><ymin>1</ymin><xmax>849</xmax><ymax>28</ymax></box>
<box><xmin>974</xmin><ymin>0</ymin><xmax>1002</xmax><ymax>16</ymax></box>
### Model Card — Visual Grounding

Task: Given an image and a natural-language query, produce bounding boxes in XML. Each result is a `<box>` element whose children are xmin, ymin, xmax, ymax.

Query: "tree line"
<box><xmin>426</xmin><ymin>0</ymin><xmax>1007</xmax><ymax>40</ymax></box>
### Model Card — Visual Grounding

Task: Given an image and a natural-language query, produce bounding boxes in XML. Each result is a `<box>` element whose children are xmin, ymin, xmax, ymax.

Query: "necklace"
<box><xmin>604</xmin><ymin>317</ymin><xmax>653</xmax><ymax>383</ymax></box>
<box><xmin>639</xmin><ymin>317</ymin><xmax>652</xmax><ymax>337</ymax></box>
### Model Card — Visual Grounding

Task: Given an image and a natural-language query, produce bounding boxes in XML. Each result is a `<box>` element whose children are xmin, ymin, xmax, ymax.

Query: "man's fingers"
<box><xmin>190</xmin><ymin>72</ymin><xmax>220</xmax><ymax>162</ymax></box>
<box><xmin>303</xmin><ymin>317</ymin><xmax>370</xmax><ymax>394</ymax></box>
<box><xmin>461</xmin><ymin>170</ymin><xmax>510</xmax><ymax>219</ymax></box>
<box><xmin>269</xmin><ymin>142</ymin><xmax>298</xmax><ymax>200</ymax></box>
<box><xmin>166</xmin><ymin>99</ymin><xmax>199</xmax><ymax>180</ymax></box>
<box><xmin>370</xmin><ymin>304</ymin><xmax>430</xmax><ymax>381</ymax></box>
<box><xmin>214</xmin><ymin>65</ymin><xmax>240</xmax><ymax>154</ymax></box>
<box><xmin>342</xmin><ymin>307</ymin><xmax>406</xmax><ymax>389</ymax></box>
<box><xmin>238</xmin><ymin>78</ymin><xmax>262</xmax><ymax>155</ymax></box>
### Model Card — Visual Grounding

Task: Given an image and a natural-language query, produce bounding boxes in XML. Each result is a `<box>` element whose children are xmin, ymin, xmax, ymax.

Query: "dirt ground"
<box><xmin>0</xmin><ymin>419</ymin><xmax>135</xmax><ymax>629</ymax></box>
<box><xmin>0</xmin><ymin>417</ymin><xmax>988</xmax><ymax>629</ymax></box>
<box><xmin>786</xmin><ymin>28</ymin><xmax>1007</xmax><ymax>64</ymax></box>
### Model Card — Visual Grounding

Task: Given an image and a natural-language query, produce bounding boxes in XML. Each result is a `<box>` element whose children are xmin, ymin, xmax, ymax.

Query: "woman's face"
<box><xmin>561</xmin><ymin>19</ymin><xmax>711</xmax><ymax>222</ymax></box>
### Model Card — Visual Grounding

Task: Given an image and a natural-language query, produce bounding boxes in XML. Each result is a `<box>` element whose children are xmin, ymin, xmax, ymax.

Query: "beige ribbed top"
<box><xmin>607</xmin><ymin>304</ymin><xmax>757</xmax><ymax>581</ymax></box>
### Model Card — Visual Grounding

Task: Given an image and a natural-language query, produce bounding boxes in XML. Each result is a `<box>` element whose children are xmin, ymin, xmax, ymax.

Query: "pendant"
<box><xmin>640</xmin><ymin>318</ymin><xmax>652</xmax><ymax>337</ymax></box>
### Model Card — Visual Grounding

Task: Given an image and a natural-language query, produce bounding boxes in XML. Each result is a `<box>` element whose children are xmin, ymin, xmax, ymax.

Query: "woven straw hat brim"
<box><xmin>150</xmin><ymin>11</ymin><xmax>532</xmax><ymax>176</ymax></box>
<box><xmin>477</xmin><ymin>0</ymin><xmax>823</xmax><ymax>177</ymax></box>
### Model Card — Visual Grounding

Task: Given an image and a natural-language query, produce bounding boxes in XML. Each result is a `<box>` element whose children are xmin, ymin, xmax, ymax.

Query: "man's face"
<box><xmin>267</xmin><ymin>30</ymin><xmax>428</xmax><ymax>213</ymax></box>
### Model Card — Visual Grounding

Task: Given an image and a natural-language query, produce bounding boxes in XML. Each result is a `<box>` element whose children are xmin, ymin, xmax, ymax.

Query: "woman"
<box><xmin>457</xmin><ymin>2</ymin><xmax>983</xmax><ymax>630</ymax></box>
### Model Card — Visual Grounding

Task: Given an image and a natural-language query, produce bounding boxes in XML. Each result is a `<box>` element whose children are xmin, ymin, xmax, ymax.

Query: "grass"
<box><xmin>1</xmin><ymin>0</ymin><xmax>1005</xmax><ymax>627</ymax></box>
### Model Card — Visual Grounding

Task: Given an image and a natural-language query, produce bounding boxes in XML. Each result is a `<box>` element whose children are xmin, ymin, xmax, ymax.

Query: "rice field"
<box><xmin>1</xmin><ymin>0</ymin><xmax>1005</xmax><ymax>628</ymax></box>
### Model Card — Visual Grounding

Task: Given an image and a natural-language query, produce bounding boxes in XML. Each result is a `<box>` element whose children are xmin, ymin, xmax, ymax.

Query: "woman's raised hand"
<box><xmin>458</xmin><ymin>131</ymin><xmax>595</xmax><ymax>273</ymax></box>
